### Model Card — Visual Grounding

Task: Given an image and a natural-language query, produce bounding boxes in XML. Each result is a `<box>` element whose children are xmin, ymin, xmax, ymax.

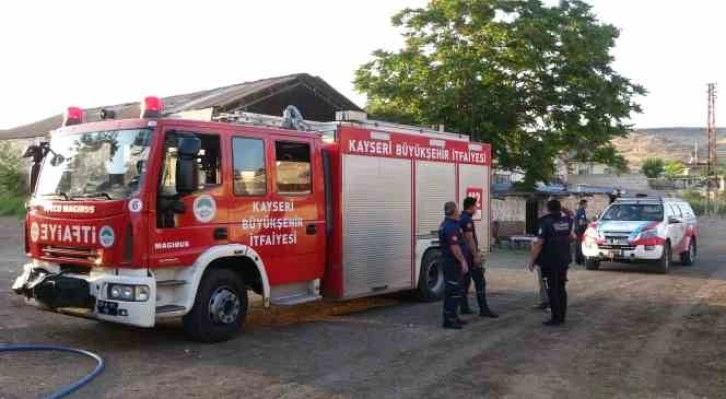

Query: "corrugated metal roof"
<box><xmin>0</xmin><ymin>73</ymin><xmax>361</xmax><ymax>140</ymax></box>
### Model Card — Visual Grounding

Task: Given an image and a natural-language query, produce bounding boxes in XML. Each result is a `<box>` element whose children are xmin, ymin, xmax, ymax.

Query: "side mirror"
<box><xmin>23</xmin><ymin>143</ymin><xmax>49</xmax><ymax>193</ymax></box>
<box><xmin>668</xmin><ymin>216</ymin><xmax>681</xmax><ymax>224</ymax></box>
<box><xmin>175</xmin><ymin>136</ymin><xmax>201</xmax><ymax>195</ymax></box>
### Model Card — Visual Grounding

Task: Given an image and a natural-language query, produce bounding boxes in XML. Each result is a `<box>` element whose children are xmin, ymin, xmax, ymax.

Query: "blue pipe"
<box><xmin>0</xmin><ymin>344</ymin><xmax>104</xmax><ymax>399</ymax></box>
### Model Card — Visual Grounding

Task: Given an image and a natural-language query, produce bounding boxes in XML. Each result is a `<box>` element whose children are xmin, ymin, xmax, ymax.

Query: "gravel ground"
<box><xmin>1</xmin><ymin>217</ymin><xmax>726</xmax><ymax>398</ymax></box>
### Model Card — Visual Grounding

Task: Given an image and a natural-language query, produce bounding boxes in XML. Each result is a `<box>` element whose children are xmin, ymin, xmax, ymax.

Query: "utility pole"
<box><xmin>706</xmin><ymin>83</ymin><xmax>718</xmax><ymax>215</ymax></box>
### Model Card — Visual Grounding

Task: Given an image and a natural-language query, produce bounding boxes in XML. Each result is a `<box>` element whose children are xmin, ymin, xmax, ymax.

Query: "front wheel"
<box><xmin>417</xmin><ymin>249</ymin><xmax>444</xmax><ymax>302</ymax></box>
<box><xmin>585</xmin><ymin>258</ymin><xmax>600</xmax><ymax>270</ymax></box>
<box><xmin>657</xmin><ymin>242</ymin><xmax>672</xmax><ymax>274</ymax></box>
<box><xmin>183</xmin><ymin>268</ymin><xmax>248</xmax><ymax>343</ymax></box>
<box><xmin>680</xmin><ymin>239</ymin><xmax>696</xmax><ymax>266</ymax></box>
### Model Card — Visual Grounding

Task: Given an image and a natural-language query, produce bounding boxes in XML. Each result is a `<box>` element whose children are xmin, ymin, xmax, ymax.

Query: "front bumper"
<box><xmin>582</xmin><ymin>242</ymin><xmax>664</xmax><ymax>261</ymax></box>
<box><xmin>12</xmin><ymin>263</ymin><xmax>156</xmax><ymax>327</ymax></box>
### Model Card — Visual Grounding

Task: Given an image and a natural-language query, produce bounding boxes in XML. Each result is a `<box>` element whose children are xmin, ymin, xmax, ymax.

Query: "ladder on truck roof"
<box><xmin>170</xmin><ymin>106</ymin><xmax>472</xmax><ymax>142</ymax></box>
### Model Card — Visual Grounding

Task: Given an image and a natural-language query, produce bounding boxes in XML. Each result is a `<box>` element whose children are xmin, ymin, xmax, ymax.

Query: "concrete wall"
<box><xmin>493</xmin><ymin>194</ymin><xmax>610</xmax><ymax>223</ymax></box>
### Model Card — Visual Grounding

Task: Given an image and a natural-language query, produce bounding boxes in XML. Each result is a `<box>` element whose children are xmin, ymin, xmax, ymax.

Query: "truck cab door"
<box><xmin>149</xmin><ymin>128</ymin><xmax>229</xmax><ymax>268</ymax></box>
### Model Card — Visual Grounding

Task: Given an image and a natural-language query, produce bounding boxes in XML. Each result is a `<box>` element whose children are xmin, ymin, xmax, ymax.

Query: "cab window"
<box><xmin>160</xmin><ymin>132</ymin><xmax>222</xmax><ymax>196</ymax></box>
<box><xmin>275</xmin><ymin>141</ymin><xmax>311</xmax><ymax>195</ymax></box>
<box><xmin>232</xmin><ymin>137</ymin><xmax>266</xmax><ymax>196</ymax></box>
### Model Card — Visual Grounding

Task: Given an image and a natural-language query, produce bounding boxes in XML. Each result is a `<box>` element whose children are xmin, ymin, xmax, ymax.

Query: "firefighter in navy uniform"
<box><xmin>438</xmin><ymin>201</ymin><xmax>469</xmax><ymax>329</ymax></box>
<box><xmin>459</xmin><ymin>197</ymin><xmax>499</xmax><ymax>318</ymax></box>
<box><xmin>527</xmin><ymin>199</ymin><xmax>574</xmax><ymax>326</ymax></box>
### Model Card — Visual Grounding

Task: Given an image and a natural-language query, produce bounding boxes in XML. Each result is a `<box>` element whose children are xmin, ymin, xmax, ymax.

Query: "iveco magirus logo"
<box><xmin>193</xmin><ymin>195</ymin><xmax>216</xmax><ymax>223</ymax></box>
<box><xmin>30</xmin><ymin>222</ymin><xmax>40</xmax><ymax>242</ymax></box>
<box><xmin>99</xmin><ymin>226</ymin><xmax>115</xmax><ymax>248</ymax></box>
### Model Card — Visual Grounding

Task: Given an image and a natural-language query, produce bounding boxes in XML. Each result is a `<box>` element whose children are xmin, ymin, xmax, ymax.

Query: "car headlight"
<box><xmin>637</xmin><ymin>229</ymin><xmax>658</xmax><ymax>240</ymax></box>
<box><xmin>108</xmin><ymin>284</ymin><xmax>150</xmax><ymax>302</ymax></box>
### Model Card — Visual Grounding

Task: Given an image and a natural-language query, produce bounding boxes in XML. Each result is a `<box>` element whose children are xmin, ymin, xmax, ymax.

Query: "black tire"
<box><xmin>183</xmin><ymin>268</ymin><xmax>248</xmax><ymax>343</ymax></box>
<box><xmin>585</xmin><ymin>258</ymin><xmax>600</xmax><ymax>270</ymax></box>
<box><xmin>680</xmin><ymin>238</ymin><xmax>696</xmax><ymax>266</ymax></box>
<box><xmin>657</xmin><ymin>242</ymin><xmax>671</xmax><ymax>274</ymax></box>
<box><xmin>417</xmin><ymin>249</ymin><xmax>444</xmax><ymax>302</ymax></box>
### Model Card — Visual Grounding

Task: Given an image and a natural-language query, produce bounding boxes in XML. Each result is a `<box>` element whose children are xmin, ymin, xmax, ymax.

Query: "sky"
<box><xmin>0</xmin><ymin>0</ymin><xmax>723</xmax><ymax>130</ymax></box>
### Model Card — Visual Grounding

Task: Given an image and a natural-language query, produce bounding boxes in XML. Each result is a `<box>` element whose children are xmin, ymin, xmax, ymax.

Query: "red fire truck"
<box><xmin>12</xmin><ymin>98</ymin><xmax>492</xmax><ymax>342</ymax></box>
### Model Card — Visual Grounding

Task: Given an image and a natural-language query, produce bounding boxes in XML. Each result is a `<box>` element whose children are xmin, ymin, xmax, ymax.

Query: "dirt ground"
<box><xmin>2</xmin><ymin>217</ymin><xmax>726</xmax><ymax>398</ymax></box>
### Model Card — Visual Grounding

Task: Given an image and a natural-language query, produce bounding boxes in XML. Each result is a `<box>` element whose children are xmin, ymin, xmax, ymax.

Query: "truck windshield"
<box><xmin>35</xmin><ymin>128</ymin><xmax>153</xmax><ymax>200</ymax></box>
<box><xmin>601</xmin><ymin>203</ymin><xmax>664</xmax><ymax>222</ymax></box>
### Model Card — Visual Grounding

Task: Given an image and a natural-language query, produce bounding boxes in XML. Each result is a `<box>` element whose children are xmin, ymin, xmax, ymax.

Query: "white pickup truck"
<box><xmin>581</xmin><ymin>195</ymin><xmax>698</xmax><ymax>274</ymax></box>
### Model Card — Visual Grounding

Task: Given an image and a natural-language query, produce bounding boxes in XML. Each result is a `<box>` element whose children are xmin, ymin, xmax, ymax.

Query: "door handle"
<box><xmin>214</xmin><ymin>227</ymin><xmax>228</xmax><ymax>240</ymax></box>
<box><xmin>306</xmin><ymin>224</ymin><xmax>317</xmax><ymax>235</ymax></box>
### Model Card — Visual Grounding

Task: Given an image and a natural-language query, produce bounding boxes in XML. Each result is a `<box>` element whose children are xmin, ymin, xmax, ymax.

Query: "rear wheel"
<box><xmin>183</xmin><ymin>268</ymin><xmax>248</xmax><ymax>343</ymax></box>
<box><xmin>657</xmin><ymin>242</ymin><xmax>672</xmax><ymax>274</ymax></box>
<box><xmin>585</xmin><ymin>258</ymin><xmax>600</xmax><ymax>270</ymax></box>
<box><xmin>417</xmin><ymin>249</ymin><xmax>444</xmax><ymax>301</ymax></box>
<box><xmin>680</xmin><ymin>239</ymin><xmax>696</xmax><ymax>266</ymax></box>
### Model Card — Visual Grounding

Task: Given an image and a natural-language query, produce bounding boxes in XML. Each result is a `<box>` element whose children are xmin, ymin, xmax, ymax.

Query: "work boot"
<box><xmin>443</xmin><ymin>320</ymin><xmax>464</xmax><ymax>329</ymax></box>
<box><xmin>456</xmin><ymin>317</ymin><xmax>469</xmax><ymax>325</ymax></box>
<box><xmin>476</xmin><ymin>292</ymin><xmax>499</xmax><ymax>318</ymax></box>
<box><xmin>460</xmin><ymin>297</ymin><xmax>474</xmax><ymax>315</ymax></box>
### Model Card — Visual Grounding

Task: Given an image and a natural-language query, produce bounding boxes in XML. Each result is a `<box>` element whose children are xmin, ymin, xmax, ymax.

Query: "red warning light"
<box><xmin>63</xmin><ymin>107</ymin><xmax>84</xmax><ymax>126</ymax></box>
<box><xmin>140</xmin><ymin>96</ymin><xmax>164</xmax><ymax>118</ymax></box>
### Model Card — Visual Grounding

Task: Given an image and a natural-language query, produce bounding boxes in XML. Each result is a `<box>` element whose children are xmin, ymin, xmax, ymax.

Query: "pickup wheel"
<box><xmin>680</xmin><ymin>239</ymin><xmax>696</xmax><ymax>266</ymax></box>
<box><xmin>657</xmin><ymin>242</ymin><xmax>672</xmax><ymax>274</ymax></box>
<box><xmin>417</xmin><ymin>249</ymin><xmax>444</xmax><ymax>302</ymax></box>
<box><xmin>585</xmin><ymin>258</ymin><xmax>600</xmax><ymax>270</ymax></box>
<box><xmin>183</xmin><ymin>269</ymin><xmax>248</xmax><ymax>343</ymax></box>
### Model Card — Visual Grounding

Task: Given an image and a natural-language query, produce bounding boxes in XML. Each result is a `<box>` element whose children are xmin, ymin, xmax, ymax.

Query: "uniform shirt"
<box><xmin>439</xmin><ymin>217</ymin><xmax>466</xmax><ymax>261</ymax></box>
<box><xmin>535</xmin><ymin>212</ymin><xmax>573</xmax><ymax>267</ymax></box>
<box><xmin>574</xmin><ymin>208</ymin><xmax>587</xmax><ymax>234</ymax></box>
<box><xmin>459</xmin><ymin>210</ymin><xmax>478</xmax><ymax>256</ymax></box>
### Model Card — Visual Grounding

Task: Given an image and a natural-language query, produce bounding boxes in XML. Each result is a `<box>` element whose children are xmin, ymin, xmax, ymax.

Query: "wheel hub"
<box><xmin>208</xmin><ymin>286</ymin><xmax>241</xmax><ymax>325</ymax></box>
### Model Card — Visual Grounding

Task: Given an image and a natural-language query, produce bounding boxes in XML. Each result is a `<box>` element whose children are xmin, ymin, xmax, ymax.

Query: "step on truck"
<box><xmin>12</xmin><ymin>98</ymin><xmax>492</xmax><ymax>342</ymax></box>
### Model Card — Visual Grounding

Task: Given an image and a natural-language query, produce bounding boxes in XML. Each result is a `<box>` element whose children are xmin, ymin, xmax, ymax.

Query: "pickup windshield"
<box><xmin>601</xmin><ymin>203</ymin><xmax>664</xmax><ymax>222</ymax></box>
<box><xmin>35</xmin><ymin>128</ymin><xmax>153</xmax><ymax>200</ymax></box>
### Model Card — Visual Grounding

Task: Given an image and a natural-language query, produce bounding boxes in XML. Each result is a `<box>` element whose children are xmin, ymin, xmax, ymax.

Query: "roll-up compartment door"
<box><xmin>342</xmin><ymin>154</ymin><xmax>412</xmax><ymax>297</ymax></box>
<box><xmin>415</xmin><ymin>161</ymin><xmax>456</xmax><ymax>237</ymax></box>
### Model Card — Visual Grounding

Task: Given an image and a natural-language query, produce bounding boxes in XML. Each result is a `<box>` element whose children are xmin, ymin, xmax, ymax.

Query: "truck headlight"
<box><xmin>108</xmin><ymin>284</ymin><xmax>150</xmax><ymax>302</ymax></box>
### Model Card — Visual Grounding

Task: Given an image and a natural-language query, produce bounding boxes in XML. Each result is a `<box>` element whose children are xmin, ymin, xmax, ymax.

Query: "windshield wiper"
<box><xmin>73</xmin><ymin>192</ymin><xmax>113</xmax><ymax>200</ymax></box>
<box><xmin>40</xmin><ymin>192</ymin><xmax>69</xmax><ymax>200</ymax></box>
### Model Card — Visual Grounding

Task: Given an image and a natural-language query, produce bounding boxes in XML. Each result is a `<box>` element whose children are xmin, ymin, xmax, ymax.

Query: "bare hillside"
<box><xmin>613</xmin><ymin>127</ymin><xmax>726</xmax><ymax>167</ymax></box>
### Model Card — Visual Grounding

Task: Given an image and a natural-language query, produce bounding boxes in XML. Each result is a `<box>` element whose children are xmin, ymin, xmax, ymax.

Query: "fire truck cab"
<box><xmin>13</xmin><ymin>99</ymin><xmax>492</xmax><ymax>342</ymax></box>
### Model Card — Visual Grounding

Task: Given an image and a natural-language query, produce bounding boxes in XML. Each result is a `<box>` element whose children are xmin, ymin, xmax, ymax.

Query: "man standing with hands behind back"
<box><xmin>459</xmin><ymin>197</ymin><xmax>499</xmax><ymax>318</ymax></box>
<box><xmin>527</xmin><ymin>199</ymin><xmax>574</xmax><ymax>326</ymax></box>
<box><xmin>439</xmin><ymin>201</ymin><xmax>469</xmax><ymax>329</ymax></box>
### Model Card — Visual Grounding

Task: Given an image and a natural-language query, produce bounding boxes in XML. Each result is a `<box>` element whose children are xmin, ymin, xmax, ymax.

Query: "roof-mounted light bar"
<box><xmin>62</xmin><ymin>107</ymin><xmax>84</xmax><ymax>126</ymax></box>
<box><xmin>140</xmin><ymin>96</ymin><xmax>164</xmax><ymax>118</ymax></box>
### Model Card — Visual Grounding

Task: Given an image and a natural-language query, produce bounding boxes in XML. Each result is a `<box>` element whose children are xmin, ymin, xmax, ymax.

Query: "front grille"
<box><xmin>599</xmin><ymin>245</ymin><xmax>636</xmax><ymax>251</ymax></box>
<box><xmin>603</xmin><ymin>233</ymin><xmax>631</xmax><ymax>247</ymax></box>
<box><xmin>41</xmin><ymin>245</ymin><xmax>99</xmax><ymax>265</ymax></box>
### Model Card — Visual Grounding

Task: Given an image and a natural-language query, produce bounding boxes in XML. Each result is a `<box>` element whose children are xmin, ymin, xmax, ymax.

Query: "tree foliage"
<box><xmin>662</xmin><ymin>160</ymin><xmax>685</xmax><ymax>177</ymax></box>
<box><xmin>641</xmin><ymin>158</ymin><xmax>665</xmax><ymax>178</ymax></box>
<box><xmin>0</xmin><ymin>141</ymin><xmax>24</xmax><ymax>197</ymax></box>
<box><xmin>355</xmin><ymin>0</ymin><xmax>645</xmax><ymax>187</ymax></box>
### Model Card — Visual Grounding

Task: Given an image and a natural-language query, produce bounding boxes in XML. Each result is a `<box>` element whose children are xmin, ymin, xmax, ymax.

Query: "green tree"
<box><xmin>641</xmin><ymin>158</ymin><xmax>665</xmax><ymax>178</ymax></box>
<box><xmin>0</xmin><ymin>141</ymin><xmax>24</xmax><ymax>197</ymax></box>
<box><xmin>663</xmin><ymin>160</ymin><xmax>685</xmax><ymax>177</ymax></box>
<box><xmin>355</xmin><ymin>0</ymin><xmax>645</xmax><ymax>187</ymax></box>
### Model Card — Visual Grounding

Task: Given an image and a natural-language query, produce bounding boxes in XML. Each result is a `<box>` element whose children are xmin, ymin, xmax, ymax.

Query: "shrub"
<box><xmin>0</xmin><ymin>141</ymin><xmax>25</xmax><ymax>197</ymax></box>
